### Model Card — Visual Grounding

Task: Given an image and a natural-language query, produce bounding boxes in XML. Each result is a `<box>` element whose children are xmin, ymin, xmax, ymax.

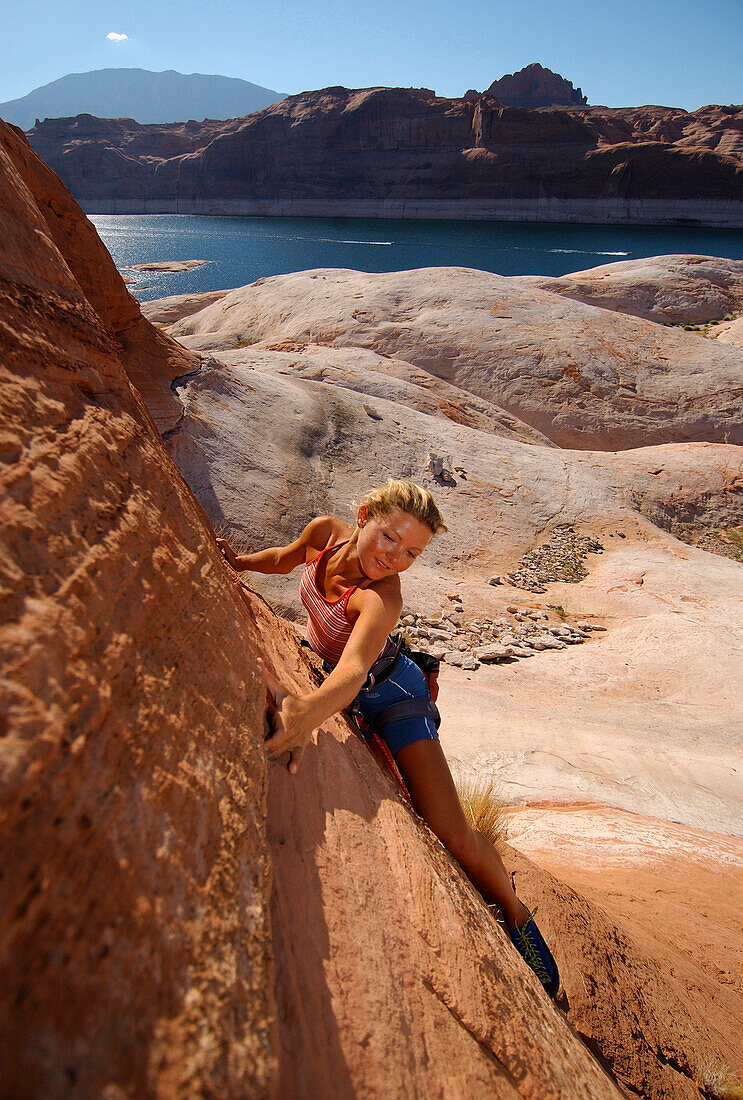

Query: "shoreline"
<box><xmin>82</xmin><ymin>196</ymin><xmax>743</xmax><ymax>229</ymax></box>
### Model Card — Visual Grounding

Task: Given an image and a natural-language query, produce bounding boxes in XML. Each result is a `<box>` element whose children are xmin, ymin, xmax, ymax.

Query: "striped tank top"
<box><xmin>299</xmin><ymin>541</ymin><xmax>384</xmax><ymax>665</ymax></box>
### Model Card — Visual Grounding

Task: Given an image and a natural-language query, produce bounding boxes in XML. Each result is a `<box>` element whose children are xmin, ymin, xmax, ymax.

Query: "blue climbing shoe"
<box><xmin>509</xmin><ymin>912</ymin><xmax>560</xmax><ymax>998</ymax></box>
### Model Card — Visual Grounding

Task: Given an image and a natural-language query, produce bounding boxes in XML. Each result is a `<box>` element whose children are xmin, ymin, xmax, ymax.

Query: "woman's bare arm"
<box><xmin>301</xmin><ymin>585</ymin><xmax>401</xmax><ymax>721</ymax></box>
<box><xmin>262</xmin><ymin>582</ymin><xmax>402</xmax><ymax>774</ymax></box>
<box><xmin>216</xmin><ymin>515</ymin><xmax>340</xmax><ymax>574</ymax></box>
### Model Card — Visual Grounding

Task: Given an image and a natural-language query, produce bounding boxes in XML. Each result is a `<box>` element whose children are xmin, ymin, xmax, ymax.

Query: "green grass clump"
<box><xmin>666</xmin><ymin>316</ymin><xmax>736</xmax><ymax>338</ymax></box>
<box><xmin>456</xmin><ymin>779</ymin><xmax>508</xmax><ymax>852</ymax></box>
<box><xmin>549</xmin><ymin>604</ymin><xmax>568</xmax><ymax>620</ymax></box>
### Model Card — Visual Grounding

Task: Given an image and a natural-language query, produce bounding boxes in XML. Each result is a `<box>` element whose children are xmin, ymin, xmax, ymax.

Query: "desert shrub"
<box><xmin>456</xmin><ymin>778</ymin><xmax>508</xmax><ymax>851</ymax></box>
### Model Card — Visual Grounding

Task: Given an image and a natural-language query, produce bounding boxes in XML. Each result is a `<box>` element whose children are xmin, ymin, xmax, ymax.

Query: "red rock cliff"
<box><xmin>24</xmin><ymin>88</ymin><xmax>743</xmax><ymax>224</ymax></box>
<box><xmin>0</xmin><ymin>121</ymin><xmax>276</xmax><ymax>1096</ymax></box>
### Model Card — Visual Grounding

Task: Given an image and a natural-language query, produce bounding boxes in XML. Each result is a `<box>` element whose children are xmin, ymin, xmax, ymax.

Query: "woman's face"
<box><xmin>356</xmin><ymin>506</ymin><xmax>433</xmax><ymax>580</ymax></box>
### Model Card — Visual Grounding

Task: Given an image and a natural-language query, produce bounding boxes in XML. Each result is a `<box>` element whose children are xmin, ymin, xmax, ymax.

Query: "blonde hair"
<box><xmin>356</xmin><ymin>479</ymin><xmax>448</xmax><ymax>536</ymax></box>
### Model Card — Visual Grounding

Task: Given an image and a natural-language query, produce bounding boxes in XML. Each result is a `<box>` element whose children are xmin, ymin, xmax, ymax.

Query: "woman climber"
<box><xmin>216</xmin><ymin>479</ymin><xmax>559</xmax><ymax>997</ymax></box>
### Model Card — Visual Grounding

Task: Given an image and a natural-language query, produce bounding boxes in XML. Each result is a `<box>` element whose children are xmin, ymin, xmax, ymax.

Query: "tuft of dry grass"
<box><xmin>455</xmin><ymin>778</ymin><xmax>509</xmax><ymax>852</ymax></box>
<box><xmin>698</xmin><ymin>1058</ymin><xmax>743</xmax><ymax>1099</ymax></box>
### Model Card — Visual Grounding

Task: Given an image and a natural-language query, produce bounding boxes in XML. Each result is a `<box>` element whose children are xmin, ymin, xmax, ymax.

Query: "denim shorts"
<box><xmin>355</xmin><ymin>652</ymin><xmax>439</xmax><ymax>756</ymax></box>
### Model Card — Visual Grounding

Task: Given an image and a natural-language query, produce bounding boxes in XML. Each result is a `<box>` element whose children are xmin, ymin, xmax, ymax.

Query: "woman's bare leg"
<box><xmin>394</xmin><ymin>739</ymin><xmax>530</xmax><ymax>929</ymax></box>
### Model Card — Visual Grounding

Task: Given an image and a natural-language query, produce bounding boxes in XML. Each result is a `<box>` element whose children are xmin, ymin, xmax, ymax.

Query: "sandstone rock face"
<box><xmin>507</xmin><ymin>830</ymin><xmax>743</xmax><ymax>1097</ymax></box>
<box><xmin>714</xmin><ymin>314</ymin><xmax>743</xmax><ymax>346</ymax></box>
<box><xmin>24</xmin><ymin>90</ymin><xmax>743</xmax><ymax>224</ymax></box>
<box><xmin>486</xmin><ymin>63</ymin><xmax>588</xmax><ymax>108</ymax></box>
<box><xmin>167</xmin><ymin>266</ymin><xmax>743</xmax><ymax>449</ymax></box>
<box><xmin>0</xmin><ymin>123</ymin><xmax>276</xmax><ymax>1097</ymax></box>
<box><xmin>0</xmin><ymin>119</ymin><xmax>197</xmax><ymax>432</ymax></box>
<box><xmin>263</xmin><ymin>625</ymin><xmax>743</xmax><ymax>1098</ymax></box>
<box><xmin>508</xmin><ymin>808</ymin><xmax>743</xmax><ymax>1091</ymax></box>
<box><xmin>142</xmin><ymin>287</ymin><xmax>230</xmax><ymax>325</ymax></box>
<box><xmin>256</xmin><ymin>607</ymin><xmax>621</xmax><ymax>1100</ymax></box>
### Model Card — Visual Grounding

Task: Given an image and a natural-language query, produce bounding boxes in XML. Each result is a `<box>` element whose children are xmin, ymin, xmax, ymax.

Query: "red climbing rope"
<box><xmin>353</xmin><ymin>712</ymin><xmax>413</xmax><ymax>806</ymax></box>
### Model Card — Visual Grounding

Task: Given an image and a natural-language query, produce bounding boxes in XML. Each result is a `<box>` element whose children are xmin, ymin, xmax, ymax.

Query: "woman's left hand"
<box><xmin>258</xmin><ymin>658</ymin><xmax>314</xmax><ymax>775</ymax></box>
<box><xmin>216</xmin><ymin>537</ymin><xmax>239</xmax><ymax>569</ymax></box>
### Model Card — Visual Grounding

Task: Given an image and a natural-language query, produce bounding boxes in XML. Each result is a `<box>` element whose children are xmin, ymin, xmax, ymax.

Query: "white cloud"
<box><xmin>106</xmin><ymin>32</ymin><xmax>128</xmax><ymax>41</ymax></box>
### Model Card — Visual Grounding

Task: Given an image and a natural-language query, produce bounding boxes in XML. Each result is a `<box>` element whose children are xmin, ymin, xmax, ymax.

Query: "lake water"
<box><xmin>91</xmin><ymin>214</ymin><xmax>743</xmax><ymax>302</ymax></box>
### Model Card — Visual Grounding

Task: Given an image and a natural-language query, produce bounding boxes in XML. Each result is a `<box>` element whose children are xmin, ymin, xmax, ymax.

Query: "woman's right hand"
<box><xmin>216</xmin><ymin>537</ymin><xmax>239</xmax><ymax>570</ymax></box>
<box><xmin>258</xmin><ymin>659</ymin><xmax>314</xmax><ymax>775</ymax></box>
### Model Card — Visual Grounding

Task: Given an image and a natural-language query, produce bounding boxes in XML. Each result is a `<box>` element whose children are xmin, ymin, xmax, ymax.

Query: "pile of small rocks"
<box><xmin>399</xmin><ymin>595</ymin><xmax>604</xmax><ymax>671</ymax></box>
<box><xmin>502</xmin><ymin>526</ymin><xmax>604</xmax><ymax>593</ymax></box>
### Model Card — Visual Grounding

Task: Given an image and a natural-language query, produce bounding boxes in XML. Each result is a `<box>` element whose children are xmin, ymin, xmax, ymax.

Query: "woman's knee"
<box><xmin>436</xmin><ymin>821</ymin><xmax>479</xmax><ymax>866</ymax></box>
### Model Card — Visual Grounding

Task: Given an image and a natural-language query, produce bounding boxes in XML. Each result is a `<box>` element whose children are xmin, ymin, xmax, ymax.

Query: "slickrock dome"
<box><xmin>165</xmin><ymin>265</ymin><xmax>743</xmax><ymax>449</ymax></box>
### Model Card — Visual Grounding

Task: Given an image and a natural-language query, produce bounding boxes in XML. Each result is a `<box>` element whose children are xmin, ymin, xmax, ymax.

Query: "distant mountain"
<box><xmin>486</xmin><ymin>63</ymin><xmax>588</xmax><ymax>108</ymax></box>
<box><xmin>0</xmin><ymin>68</ymin><xmax>287</xmax><ymax>129</ymax></box>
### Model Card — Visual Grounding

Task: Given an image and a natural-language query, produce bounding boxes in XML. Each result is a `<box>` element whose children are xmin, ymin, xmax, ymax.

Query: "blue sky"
<box><xmin>3</xmin><ymin>0</ymin><xmax>742</xmax><ymax>109</ymax></box>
